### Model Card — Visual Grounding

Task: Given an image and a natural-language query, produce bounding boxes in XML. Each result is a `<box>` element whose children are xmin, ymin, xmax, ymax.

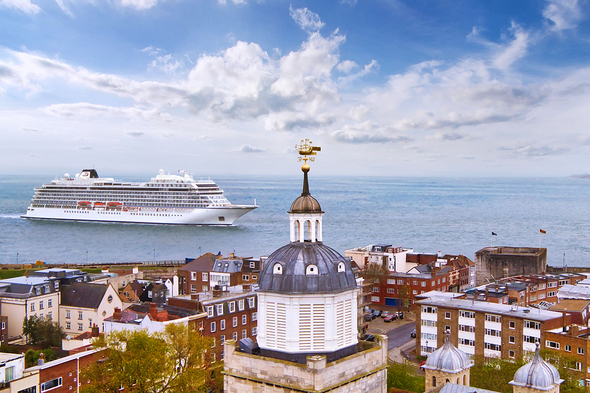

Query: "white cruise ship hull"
<box><xmin>22</xmin><ymin>205</ymin><xmax>256</xmax><ymax>225</ymax></box>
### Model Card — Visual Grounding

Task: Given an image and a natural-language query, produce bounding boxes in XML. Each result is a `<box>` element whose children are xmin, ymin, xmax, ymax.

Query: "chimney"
<box><xmin>229</xmin><ymin>252</ymin><xmax>235</xmax><ymax>259</ymax></box>
<box><xmin>570</xmin><ymin>324</ymin><xmax>580</xmax><ymax>337</ymax></box>
<box><xmin>213</xmin><ymin>287</ymin><xmax>222</xmax><ymax>297</ymax></box>
<box><xmin>38</xmin><ymin>352</ymin><xmax>44</xmax><ymax>366</ymax></box>
<box><xmin>91</xmin><ymin>324</ymin><xmax>99</xmax><ymax>337</ymax></box>
<box><xmin>149</xmin><ymin>303</ymin><xmax>158</xmax><ymax>320</ymax></box>
<box><xmin>113</xmin><ymin>307</ymin><xmax>122</xmax><ymax>321</ymax></box>
<box><xmin>563</xmin><ymin>309</ymin><xmax>568</xmax><ymax>332</ymax></box>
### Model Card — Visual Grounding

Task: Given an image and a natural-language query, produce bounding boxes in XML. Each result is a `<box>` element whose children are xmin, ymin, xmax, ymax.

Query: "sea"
<box><xmin>1</xmin><ymin>174</ymin><xmax>589</xmax><ymax>268</ymax></box>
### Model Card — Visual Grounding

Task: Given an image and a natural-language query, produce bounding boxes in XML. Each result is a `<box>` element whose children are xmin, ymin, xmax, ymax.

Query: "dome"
<box><xmin>258</xmin><ymin>242</ymin><xmax>357</xmax><ymax>294</ymax></box>
<box><xmin>289</xmin><ymin>194</ymin><xmax>323</xmax><ymax>214</ymax></box>
<box><xmin>423</xmin><ymin>333</ymin><xmax>472</xmax><ymax>373</ymax></box>
<box><xmin>510</xmin><ymin>344</ymin><xmax>562</xmax><ymax>390</ymax></box>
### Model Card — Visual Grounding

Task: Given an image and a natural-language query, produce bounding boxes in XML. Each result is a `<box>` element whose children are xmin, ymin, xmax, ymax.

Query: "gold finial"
<box><xmin>296</xmin><ymin>139</ymin><xmax>321</xmax><ymax>172</ymax></box>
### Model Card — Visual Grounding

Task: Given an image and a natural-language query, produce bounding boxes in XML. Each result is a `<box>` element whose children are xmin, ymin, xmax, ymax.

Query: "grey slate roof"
<box><xmin>258</xmin><ymin>241</ymin><xmax>357</xmax><ymax>294</ymax></box>
<box><xmin>61</xmin><ymin>282</ymin><xmax>108</xmax><ymax>309</ymax></box>
<box><xmin>439</xmin><ymin>383</ymin><xmax>499</xmax><ymax>393</ymax></box>
<box><xmin>179</xmin><ymin>253</ymin><xmax>217</xmax><ymax>272</ymax></box>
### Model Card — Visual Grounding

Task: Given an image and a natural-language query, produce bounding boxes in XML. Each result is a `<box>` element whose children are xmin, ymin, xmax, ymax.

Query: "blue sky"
<box><xmin>1</xmin><ymin>0</ymin><xmax>590</xmax><ymax>177</ymax></box>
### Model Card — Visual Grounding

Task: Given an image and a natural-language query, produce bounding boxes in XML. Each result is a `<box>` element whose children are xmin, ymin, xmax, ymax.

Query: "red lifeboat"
<box><xmin>93</xmin><ymin>202</ymin><xmax>105</xmax><ymax>207</ymax></box>
<box><xmin>78</xmin><ymin>201</ymin><xmax>91</xmax><ymax>206</ymax></box>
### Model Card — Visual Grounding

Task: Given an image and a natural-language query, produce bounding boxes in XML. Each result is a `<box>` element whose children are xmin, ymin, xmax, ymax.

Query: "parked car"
<box><xmin>364</xmin><ymin>313</ymin><xmax>373</xmax><ymax>322</ymax></box>
<box><xmin>384</xmin><ymin>314</ymin><xmax>395</xmax><ymax>322</ymax></box>
<box><xmin>360</xmin><ymin>334</ymin><xmax>375</xmax><ymax>342</ymax></box>
<box><xmin>410</xmin><ymin>329</ymin><xmax>416</xmax><ymax>338</ymax></box>
<box><xmin>373</xmin><ymin>309</ymin><xmax>383</xmax><ymax>318</ymax></box>
<box><xmin>381</xmin><ymin>311</ymin><xmax>392</xmax><ymax>318</ymax></box>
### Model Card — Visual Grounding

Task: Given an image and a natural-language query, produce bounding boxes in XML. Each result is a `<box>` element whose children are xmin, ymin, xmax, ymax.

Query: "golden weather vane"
<box><xmin>295</xmin><ymin>139</ymin><xmax>322</xmax><ymax>168</ymax></box>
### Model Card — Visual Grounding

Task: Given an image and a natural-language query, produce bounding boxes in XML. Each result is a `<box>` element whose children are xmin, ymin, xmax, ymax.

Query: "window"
<box><xmin>66</xmin><ymin>322</ymin><xmax>71</xmax><ymax>330</ymax></box>
<box><xmin>233</xmin><ymin>317</ymin><xmax>238</xmax><ymax>327</ymax></box>
<box><xmin>206</xmin><ymin>306</ymin><xmax>214</xmax><ymax>317</ymax></box>
<box><xmin>485</xmin><ymin>328</ymin><xmax>501</xmax><ymax>337</ymax></box>
<box><xmin>422</xmin><ymin>320</ymin><xmax>437</xmax><ymax>327</ymax></box>
<box><xmin>78</xmin><ymin>323</ymin><xmax>83</xmax><ymax>331</ymax></box>
<box><xmin>273</xmin><ymin>264</ymin><xmax>283</xmax><ymax>274</ymax></box>
<box><xmin>509</xmin><ymin>321</ymin><xmax>516</xmax><ymax>329</ymax></box>
<box><xmin>1</xmin><ymin>322</ymin><xmax>4</xmax><ymax>329</ymax></box>
<box><xmin>413</xmin><ymin>280</ymin><xmax>417</xmax><ymax>285</ymax></box>
<box><xmin>191</xmin><ymin>272</ymin><xmax>197</xmax><ymax>280</ymax></box>
<box><xmin>40</xmin><ymin>301</ymin><xmax>44</xmax><ymax>310</ymax></box>
<box><xmin>191</xmin><ymin>284</ymin><xmax>197</xmax><ymax>293</ymax></box>
<box><xmin>421</xmin><ymin>332</ymin><xmax>437</xmax><ymax>340</ymax></box>
<box><xmin>252</xmin><ymin>327</ymin><xmax>257</xmax><ymax>336</ymax></box>
<box><xmin>252</xmin><ymin>312</ymin><xmax>257</xmax><ymax>321</ymax></box>
<box><xmin>413</xmin><ymin>290</ymin><xmax>417</xmax><ymax>295</ymax></box>
<box><xmin>578</xmin><ymin>347</ymin><xmax>585</xmax><ymax>355</ymax></box>
<box><xmin>242</xmin><ymin>274</ymin><xmax>250</xmax><ymax>281</ymax></box>
<box><xmin>250</xmin><ymin>261</ymin><xmax>256</xmax><ymax>268</ymax></box>
<box><xmin>306</xmin><ymin>265</ymin><xmax>318</xmax><ymax>275</ymax></box>
<box><xmin>421</xmin><ymin>281</ymin><xmax>426</xmax><ymax>287</ymax></box>
<box><xmin>509</xmin><ymin>350</ymin><xmax>515</xmax><ymax>358</ymax></box>
<box><xmin>30</xmin><ymin>303</ymin><xmax>35</xmax><ymax>312</ymax></box>
<box><xmin>233</xmin><ymin>332</ymin><xmax>238</xmax><ymax>341</ymax></box>
<box><xmin>459</xmin><ymin>338</ymin><xmax>475</xmax><ymax>346</ymax></box>
<box><xmin>220</xmin><ymin>335</ymin><xmax>225</xmax><ymax>344</ymax></box>
<box><xmin>459</xmin><ymin>325</ymin><xmax>475</xmax><ymax>333</ymax></box>
<box><xmin>41</xmin><ymin>377</ymin><xmax>62</xmax><ymax>392</ymax></box>
<box><xmin>485</xmin><ymin>343</ymin><xmax>501</xmax><ymax>351</ymax></box>
<box><xmin>524</xmin><ymin>335</ymin><xmax>538</xmax><ymax>343</ymax></box>
<box><xmin>211</xmin><ymin>353</ymin><xmax>216</xmax><ymax>363</ymax></box>
<box><xmin>216</xmin><ymin>304</ymin><xmax>223</xmax><ymax>316</ymax></box>
<box><xmin>548</xmin><ymin>291</ymin><xmax>557</xmax><ymax>297</ymax></box>
<box><xmin>546</xmin><ymin>341</ymin><xmax>560</xmax><ymax>349</ymax></box>
<box><xmin>524</xmin><ymin>320</ymin><xmax>540</xmax><ymax>330</ymax></box>
<box><xmin>5</xmin><ymin>365</ymin><xmax>14</xmax><ymax>382</ymax></box>
<box><xmin>445</xmin><ymin>325</ymin><xmax>451</xmax><ymax>332</ymax></box>
<box><xmin>565</xmin><ymin>345</ymin><xmax>572</xmax><ymax>352</ymax></box>
<box><xmin>371</xmin><ymin>296</ymin><xmax>380</xmax><ymax>302</ymax></box>
<box><xmin>107</xmin><ymin>295</ymin><xmax>113</xmax><ymax>303</ymax></box>
<box><xmin>459</xmin><ymin>310</ymin><xmax>475</xmax><ymax>318</ymax></box>
<box><xmin>422</xmin><ymin>306</ymin><xmax>437</xmax><ymax>314</ymax></box>
<box><xmin>387</xmin><ymin>288</ymin><xmax>395</xmax><ymax>294</ymax></box>
<box><xmin>387</xmin><ymin>279</ymin><xmax>395</xmax><ymax>285</ymax></box>
<box><xmin>397</xmin><ymin>280</ymin><xmax>404</xmax><ymax>285</ymax></box>
<box><xmin>247</xmin><ymin>297</ymin><xmax>255</xmax><ymax>308</ymax></box>
<box><xmin>211</xmin><ymin>338</ymin><xmax>216</xmax><ymax>348</ymax></box>
<box><xmin>88</xmin><ymin>318</ymin><xmax>92</xmax><ymax>328</ymax></box>
<box><xmin>210</xmin><ymin>322</ymin><xmax>216</xmax><ymax>333</ymax></box>
<box><xmin>509</xmin><ymin>336</ymin><xmax>515</xmax><ymax>344</ymax></box>
<box><xmin>485</xmin><ymin>314</ymin><xmax>501</xmax><ymax>323</ymax></box>
<box><xmin>372</xmin><ymin>286</ymin><xmax>380</xmax><ymax>292</ymax></box>
<box><xmin>228</xmin><ymin>302</ymin><xmax>235</xmax><ymax>313</ymax></box>
<box><xmin>202</xmin><ymin>273</ymin><xmax>208</xmax><ymax>281</ymax></box>
<box><xmin>54</xmin><ymin>281</ymin><xmax>59</xmax><ymax>289</ymax></box>
<box><xmin>78</xmin><ymin>311</ymin><xmax>83</xmax><ymax>320</ymax></box>
<box><xmin>238</xmin><ymin>299</ymin><xmax>245</xmax><ymax>311</ymax></box>
<box><xmin>220</xmin><ymin>320</ymin><xmax>226</xmax><ymax>330</ymax></box>
<box><xmin>242</xmin><ymin>315</ymin><xmax>247</xmax><ymax>325</ymax></box>
<box><xmin>48</xmin><ymin>299</ymin><xmax>52</xmax><ymax>308</ymax></box>
<box><xmin>48</xmin><ymin>311</ymin><xmax>52</xmax><ymax>319</ymax></box>
<box><xmin>445</xmin><ymin>312</ymin><xmax>451</xmax><ymax>319</ymax></box>
<box><xmin>242</xmin><ymin>329</ymin><xmax>247</xmax><ymax>339</ymax></box>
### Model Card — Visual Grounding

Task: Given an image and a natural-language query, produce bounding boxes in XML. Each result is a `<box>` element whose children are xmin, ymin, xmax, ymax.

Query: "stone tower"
<box><xmin>422</xmin><ymin>331</ymin><xmax>473</xmax><ymax>392</ymax></box>
<box><xmin>509</xmin><ymin>343</ymin><xmax>563</xmax><ymax>393</ymax></box>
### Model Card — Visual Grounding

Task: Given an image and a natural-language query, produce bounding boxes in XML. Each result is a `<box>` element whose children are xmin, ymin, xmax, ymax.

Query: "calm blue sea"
<box><xmin>1</xmin><ymin>175</ymin><xmax>589</xmax><ymax>267</ymax></box>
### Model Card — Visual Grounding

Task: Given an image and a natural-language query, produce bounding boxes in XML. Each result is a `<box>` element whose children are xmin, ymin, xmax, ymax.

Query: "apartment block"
<box><xmin>545</xmin><ymin>325</ymin><xmax>590</xmax><ymax>386</ymax></box>
<box><xmin>416</xmin><ymin>292</ymin><xmax>566</xmax><ymax>359</ymax></box>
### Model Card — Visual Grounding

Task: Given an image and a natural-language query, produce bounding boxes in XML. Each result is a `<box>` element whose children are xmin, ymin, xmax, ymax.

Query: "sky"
<box><xmin>1</xmin><ymin>0</ymin><xmax>590</xmax><ymax>177</ymax></box>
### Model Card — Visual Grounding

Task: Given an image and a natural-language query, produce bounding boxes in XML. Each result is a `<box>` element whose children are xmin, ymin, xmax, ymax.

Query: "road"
<box><xmin>386</xmin><ymin>321</ymin><xmax>416</xmax><ymax>350</ymax></box>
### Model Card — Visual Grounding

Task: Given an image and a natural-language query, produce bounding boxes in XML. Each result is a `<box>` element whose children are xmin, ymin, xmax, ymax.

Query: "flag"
<box><xmin>540</xmin><ymin>229</ymin><xmax>546</xmax><ymax>234</ymax></box>
<box><xmin>492</xmin><ymin>232</ymin><xmax>497</xmax><ymax>236</ymax></box>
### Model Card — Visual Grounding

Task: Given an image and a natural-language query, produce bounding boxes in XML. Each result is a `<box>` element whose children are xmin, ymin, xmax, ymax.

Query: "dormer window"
<box><xmin>306</xmin><ymin>264</ymin><xmax>318</xmax><ymax>275</ymax></box>
<box><xmin>338</xmin><ymin>262</ymin><xmax>346</xmax><ymax>272</ymax></box>
<box><xmin>273</xmin><ymin>264</ymin><xmax>283</xmax><ymax>274</ymax></box>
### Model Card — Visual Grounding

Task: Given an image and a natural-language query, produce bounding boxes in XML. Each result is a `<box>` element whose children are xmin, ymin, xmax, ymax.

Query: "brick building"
<box><xmin>545</xmin><ymin>325</ymin><xmax>590</xmax><ymax>386</ymax></box>
<box><xmin>416</xmin><ymin>292</ymin><xmax>566</xmax><ymax>358</ymax></box>
<box><xmin>178</xmin><ymin>253</ymin><xmax>217</xmax><ymax>294</ymax></box>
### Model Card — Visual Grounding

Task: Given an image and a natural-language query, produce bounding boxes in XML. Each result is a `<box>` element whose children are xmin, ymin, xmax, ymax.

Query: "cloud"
<box><xmin>492</xmin><ymin>22</ymin><xmax>530</xmax><ymax>70</ymax></box>
<box><xmin>126</xmin><ymin>131</ymin><xmax>144</xmax><ymax>137</ymax></box>
<box><xmin>42</xmin><ymin>103</ymin><xmax>173</xmax><ymax>121</ymax></box>
<box><xmin>330</xmin><ymin>121</ymin><xmax>413</xmax><ymax>144</ymax></box>
<box><xmin>232</xmin><ymin>144</ymin><xmax>266</xmax><ymax>153</ymax></box>
<box><xmin>77</xmin><ymin>146</ymin><xmax>94</xmax><ymax>150</ymax></box>
<box><xmin>336</xmin><ymin>60</ymin><xmax>358</xmax><ymax>73</ymax></box>
<box><xmin>0</xmin><ymin>0</ymin><xmax>40</xmax><ymax>14</ymax></box>
<box><xmin>349</xmin><ymin>105</ymin><xmax>370</xmax><ymax>120</ymax></box>
<box><xmin>543</xmin><ymin>0</ymin><xmax>582</xmax><ymax>32</ymax></box>
<box><xmin>118</xmin><ymin>0</ymin><xmax>161</xmax><ymax>10</ymax></box>
<box><xmin>434</xmin><ymin>132</ymin><xmax>464</xmax><ymax>141</ymax></box>
<box><xmin>338</xmin><ymin>59</ymin><xmax>379</xmax><ymax>85</ymax></box>
<box><xmin>289</xmin><ymin>6</ymin><xmax>325</xmax><ymax>32</ymax></box>
<box><xmin>499</xmin><ymin>143</ymin><xmax>570</xmax><ymax>157</ymax></box>
<box><xmin>22</xmin><ymin>128</ymin><xmax>39</xmax><ymax>133</ymax></box>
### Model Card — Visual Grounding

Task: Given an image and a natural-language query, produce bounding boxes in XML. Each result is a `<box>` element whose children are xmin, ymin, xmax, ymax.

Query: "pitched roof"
<box><xmin>61</xmin><ymin>282</ymin><xmax>109</xmax><ymax>309</ymax></box>
<box><xmin>550</xmin><ymin>299</ymin><xmax>590</xmax><ymax>312</ymax></box>
<box><xmin>179</xmin><ymin>253</ymin><xmax>217</xmax><ymax>272</ymax></box>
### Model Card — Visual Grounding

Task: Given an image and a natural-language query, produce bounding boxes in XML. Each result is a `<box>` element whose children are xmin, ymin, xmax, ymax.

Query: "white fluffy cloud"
<box><xmin>289</xmin><ymin>6</ymin><xmax>325</xmax><ymax>32</ymax></box>
<box><xmin>543</xmin><ymin>0</ymin><xmax>582</xmax><ymax>31</ymax></box>
<box><xmin>0</xmin><ymin>0</ymin><xmax>40</xmax><ymax>14</ymax></box>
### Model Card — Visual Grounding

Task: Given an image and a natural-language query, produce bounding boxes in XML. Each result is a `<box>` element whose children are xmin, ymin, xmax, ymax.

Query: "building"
<box><xmin>59</xmin><ymin>282</ymin><xmax>122</xmax><ymax>335</ymax></box>
<box><xmin>119</xmin><ymin>280</ymin><xmax>144</xmax><ymax>303</ymax></box>
<box><xmin>545</xmin><ymin>324</ymin><xmax>590</xmax><ymax>386</ymax></box>
<box><xmin>224</xmin><ymin>144</ymin><xmax>387</xmax><ymax>392</ymax></box>
<box><xmin>475</xmin><ymin>247</ymin><xmax>547</xmax><ymax>285</ymax></box>
<box><xmin>0</xmin><ymin>276</ymin><xmax>61</xmax><ymax>339</ymax></box>
<box><xmin>345</xmin><ymin>244</ymin><xmax>414</xmax><ymax>271</ymax></box>
<box><xmin>416</xmin><ymin>291</ymin><xmax>566</xmax><ymax>358</ymax></box>
<box><xmin>178</xmin><ymin>253</ymin><xmax>218</xmax><ymax>294</ymax></box>
<box><xmin>103</xmin><ymin>302</ymin><xmax>206</xmax><ymax>334</ymax></box>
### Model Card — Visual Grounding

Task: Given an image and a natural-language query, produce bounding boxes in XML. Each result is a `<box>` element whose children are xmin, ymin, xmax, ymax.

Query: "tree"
<box><xmin>80</xmin><ymin>323</ymin><xmax>213</xmax><ymax>393</ymax></box>
<box><xmin>25</xmin><ymin>348</ymin><xmax>56</xmax><ymax>367</ymax></box>
<box><xmin>22</xmin><ymin>316</ymin><xmax>65</xmax><ymax>348</ymax></box>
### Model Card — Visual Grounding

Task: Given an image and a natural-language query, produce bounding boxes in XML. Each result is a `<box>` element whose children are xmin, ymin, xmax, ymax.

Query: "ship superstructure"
<box><xmin>22</xmin><ymin>169</ymin><xmax>257</xmax><ymax>225</ymax></box>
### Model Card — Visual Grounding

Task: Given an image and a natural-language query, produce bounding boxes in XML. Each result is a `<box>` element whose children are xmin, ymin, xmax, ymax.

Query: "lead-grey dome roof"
<box><xmin>510</xmin><ymin>344</ymin><xmax>562</xmax><ymax>390</ymax></box>
<box><xmin>423</xmin><ymin>333</ymin><xmax>472</xmax><ymax>373</ymax></box>
<box><xmin>258</xmin><ymin>242</ymin><xmax>357</xmax><ymax>294</ymax></box>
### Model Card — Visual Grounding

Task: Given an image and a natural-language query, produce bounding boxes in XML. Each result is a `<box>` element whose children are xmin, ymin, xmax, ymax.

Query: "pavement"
<box><xmin>362</xmin><ymin>305</ymin><xmax>419</xmax><ymax>365</ymax></box>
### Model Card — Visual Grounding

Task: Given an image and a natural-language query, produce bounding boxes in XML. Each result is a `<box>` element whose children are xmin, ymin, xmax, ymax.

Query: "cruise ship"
<box><xmin>22</xmin><ymin>169</ymin><xmax>258</xmax><ymax>225</ymax></box>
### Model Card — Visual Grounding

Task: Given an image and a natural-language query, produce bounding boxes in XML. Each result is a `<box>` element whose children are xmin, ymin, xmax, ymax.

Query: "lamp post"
<box><xmin>86</xmin><ymin>250</ymin><xmax>88</xmax><ymax>264</ymax></box>
<box><xmin>16</xmin><ymin>252</ymin><xmax>19</xmax><ymax>264</ymax></box>
<box><xmin>153</xmin><ymin>249</ymin><xmax>155</xmax><ymax>263</ymax></box>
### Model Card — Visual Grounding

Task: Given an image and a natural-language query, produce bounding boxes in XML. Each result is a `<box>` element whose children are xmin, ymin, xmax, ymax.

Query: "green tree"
<box><xmin>25</xmin><ymin>348</ymin><xmax>56</xmax><ymax>367</ymax></box>
<box><xmin>80</xmin><ymin>323</ymin><xmax>213</xmax><ymax>393</ymax></box>
<box><xmin>387</xmin><ymin>362</ymin><xmax>425</xmax><ymax>393</ymax></box>
<box><xmin>22</xmin><ymin>316</ymin><xmax>65</xmax><ymax>348</ymax></box>
<box><xmin>470</xmin><ymin>355</ymin><xmax>525</xmax><ymax>393</ymax></box>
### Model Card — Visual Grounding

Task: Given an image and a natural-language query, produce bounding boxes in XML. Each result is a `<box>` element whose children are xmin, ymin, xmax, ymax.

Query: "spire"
<box><xmin>302</xmin><ymin>165</ymin><xmax>310</xmax><ymax>196</ymax></box>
